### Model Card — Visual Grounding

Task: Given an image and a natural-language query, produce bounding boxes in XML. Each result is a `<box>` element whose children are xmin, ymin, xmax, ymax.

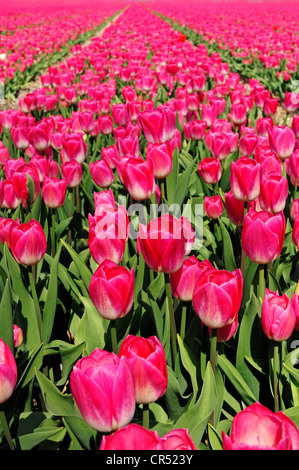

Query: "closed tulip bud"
<box><xmin>230</xmin><ymin>156</ymin><xmax>260</xmax><ymax>201</ymax></box>
<box><xmin>201</xmin><ymin>103</ymin><xmax>218</xmax><ymax>127</ymax></box>
<box><xmin>225</xmin><ymin>190</ymin><xmax>245</xmax><ymax>226</ymax></box>
<box><xmin>28</xmin><ymin>120</ymin><xmax>51</xmax><ymax>151</ymax></box>
<box><xmin>70</xmin><ymin>349</ymin><xmax>135</xmax><ymax>433</ymax></box>
<box><xmin>137</xmin><ymin>213</ymin><xmax>189</xmax><ymax>274</ymax></box>
<box><xmin>146</xmin><ymin>140</ymin><xmax>173</xmax><ymax>179</ymax></box>
<box><xmin>111</xmin><ymin>103</ymin><xmax>129</xmax><ymax>127</ymax></box>
<box><xmin>254</xmin><ymin>145</ymin><xmax>282</xmax><ymax>179</ymax></box>
<box><xmin>170</xmin><ymin>256</ymin><xmax>215</xmax><ymax>302</ymax></box>
<box><xmin>222</xmin><ymin>402</ymin><xmax>299</xmax><ymax>450</ymax></box>
<box><xmin>99</xmin><ymin>423</ymin><xmax>164</xmax><ymax>450</ymax></box>
<box><xmin>118</xmin><ymin>335</ymin><xmax>167</xmax><ymax>404</ymax></box>
<box><xmin>42</xmin><ymin>176</ymin><xmax>67</xmax><ymax>209</ymax></box>
<box><xmin>61</xmin><ymin>160</ymin><xmax>82</xmax><ymax>188</ymax></box>
<box><xmin>204</xmin><ymin>195</ymin><xmax>223</xmax><ymax>219</ymax></box>
<box><xmin>241</xmin><ymin>209</ymin><xmax>285</xmax><ymax>264</ymax></box>
<box><xmin>269</xmin><ymin>125</ymin><xmax>296</xmax><ymax>160</ymax></box>
<box><xmin>0</xmin><ymin>144</ymin><xmax>10</xmax><ymax>167</ymax></box>
<box><xmin>90</xmin><ymin>159</ymin><xmax>114</xmax><ymax>188</ymax></box>
<box><xmin>0</xmin><ymin>217</ymin><xmax>19</xmax><ymax>247</ymax></box>
<box><xmin>263</xmin><ymin>96</ymin><xmax>279</xmax><ymax>116</ymax></box>
<box><xmin>239</xmin><ymin>131</ymin><xmax>258</xmax><ymax>156</ymax></box>
<box><xmin>88</xmin><ymin>206</ymin><xmax>129</xmax><ymax>266</ymax></box>
<box><xmin>117</xmin><ymin>156</ymin><xmax>155</xmax><ymax>201</ymax></box>
<box><xmin>11</xmin><ymin>126</ymin><xmax>30</xmax><ymax>150</ymax></box>
<box><xmin>117</xmin><ymin>136</ymin><xmax>139</xmax><ymax>157</ymax></box>
<box><xmin>1</xmin><ymin>179</ymin><xmax>21</xmax><ymax>210</ymax></box>
<box><xmin>98</xmin><ymin>114</ymin><xmax>113</xmax><ymax>135</ymax></box>
<box><xmin>89</xmin><ymin>260</ymin><xmax>134</xmax><ymax>320</ymax></box>
<box><xmin>78</xmin><ymin>111</ymin><xmax>94</xmax><ymax>133</ymax></box>
<box><xmin>10</xmin><ymin>219</ymin><xmax>47</xmax><ymax>266</ymax></box>
<box><xmin>283</xmin><ymin>92</ymin><xmax>299</xmax><ymax>113</ymax></box>
<box><xmin>231</xmin><ymin>102</ymin><xmax>247</xmax><ymax>126</ymax></box>
<box><xmin>261</xmin><ymin>289</ymin><xmax>296</xmax><ymax>341</ymax></box>
<box><xmin>137</xmin><ymin>106</ymin><xmax>176</xmax><ymax>143</ymax></box>
<box><xmin>61</xmin><ymin>132</ymin><xmax>87</xmax><ymax>165</ymax></box>
<box><xmin>161</xmin><ymin>429</ymin><xmax>197</xmax><ymax>450</ymax></box>
<box><xmin>256</xmin><ymin>117</ymin><xmax>273</xmax><ymax>137</ymax></box>
<box><xmin>198</xmin><ymin>157</ymin><xmax>222</xmax><ymax>184</ymax></box>
<box><xmin>211</xmin><ymin>314</ymin><xmax>238</xmax><ymax>343</ymax></box>
<box><xmin>13</xmin><ymin>324</ymin><xmax>23</xmax><ymax>348</ymax></box>
<box><xmin>193</xmin><ymin>268</ymin><xmax>243</xmax><ymax>329</ymax></box>
<box><xmin>101</xmin><ymin>145</ymin><xmax>119</xmax><ymax>169</ymax></box>
<box><xmin>0</xmin><ymin>339</ymin><xmax>17</xmax><ymax>404</ymax></box>
<box><xmin>259</xmin><ymin>174</ymin><xmax>288</xmax><ymax>213</ymax></box>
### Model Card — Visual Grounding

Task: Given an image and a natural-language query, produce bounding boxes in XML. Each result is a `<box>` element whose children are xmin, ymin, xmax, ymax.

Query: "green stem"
<box><xmin>210</xmin><ymin>328</ymin><xmax>218</xmax><ymax>375</ymax></box>
<box><xmin>142</xmin><ymin>403</ymin><xmax>150</xmax><ymax>429</ymax></box>
<box><xmin>165</xmin><ymin>273</ymin><xmax>177</xmax><ymax>367</ymax></box>
<box><xmin>75</xmin><ymin>186</ymin><xmax>81</xmax><ymax>214</ymax></box>
<box><xmin>110</xmin><ymin>321</ymin><xmax>118</xmax><ymax>354</ymax></box>
<box><xmin>29</xmin><ymin>265</ymin><xmax>42</xmax><ymax>342</ymax></box>
<box><xmin>0</xmin><ymin>407</ymin><xmax>15</xmax><ymax>450</ymax></box>
<box><xmin>51</xmin><ymin>209</ymin><xmax>56</xmax><ymax>258</ymax></box>
<box><xmin>273</xmin><ymin>341</ymin><xmax>280</xmax><ymax>413</ymax></box>
<box><xmin>258</xmin><ymin>264</ymin><xmax>266</xmax><ymax>300</ymax></box>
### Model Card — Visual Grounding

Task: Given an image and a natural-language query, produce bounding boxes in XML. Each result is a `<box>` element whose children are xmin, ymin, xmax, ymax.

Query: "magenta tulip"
<box><xmin>204</xmin><ymin>195</ymin><xmax>223</xmax><ymax>219</ymax></box>
<box><xmin>118</xmin><ymin>335</ymin><xmax>167</xmax><ymax>404</ymax></box>
<box><xmin>269</xmin><ymin>125</ymin><xmax>296</xmax><ymax>160</ymax></box>
<box><xmin>70</xmin><ymin>349</ymin><xmax>135</xmax><ymax>433</ymax></box>
<box><xmin>198</xmin><ymin>157</ymin><xmax>222</xmax><ymax>184</ymax></box>
<box><xmin>99</xmin><ymin>423</ymin><xmax>164</xmax><ymax>450</ymax></box>
<box><xmin>10</xmin><ymin>219</ymin><xmax>47</xmax><ymax>266</ymax></box>
<box><xmin>230</xmin><ymin>156</ymin><xmax>260</xmax><ymax>201</ymax></box>
<box><xmin>161</xmin><ymin>429</ymin><xmax>197</xmax><ymax>450</ymax></box>
<box><xmin>0</xmin><ymin>339</ymin><xmax>17</xmax><ymax>404</ymax></box>
<box><xmin>170</xmin><ymin>257</ymin><xmax>215</xmax><ymax>302</ymax></box>
<box><xmin>261</xmin><ymin>289</ymin><xmax>296</xmax><ymax>341</ymax></box>
<box><xmin>42</xmin><ymin>176</ymin><xmax>67</xmax><ymax>209</ymax></box>
<box><xmin>225</xmin><ymin>190</ymin><xmax>245</xmax><ymax>227</ymax></box>
<box><xmin>259</xmin><ymin>174</ymin><xmax>288</xmax><ymax>213</ymax></box>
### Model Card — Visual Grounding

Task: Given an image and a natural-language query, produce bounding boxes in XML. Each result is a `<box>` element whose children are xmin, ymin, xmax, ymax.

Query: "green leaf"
<box><xmin>218</xmin><ymin>218</ymin><xmax>237</xmax><ymax>271</ymax></box>
<box><xmin>42</xmin><ymin>243</ymin><xmax>62</xmax><ymax>344</ymax></box>
<box><xmin>218</xmin><ymin>354</ymin><xmax>257</xmax><ymax>405</ymax></box>
<box><xmin>174</xmin><ymin>362</ymin><xmax>217</xmax><ymax>448</ymax></box>
<box><xmin>177</xmin><ymin>334</ymin><xmax>200</xmax><ymax>405</ymax></box>
<box><xmin>63</xmin><ymin>416</ymin><xmax>97</xmax><ymax>450</ymax></box>
<box><xmin>0</xmin><ymin>279</ymin><xmax>14</xmax><ymax>352</ymax></box>
<box><xmin>35</xmin><ymin>369</ymin><xmax>78</xmax><ymax>417</ymax></box>
<box><xmin>166</xmin><ymin>147</ymin><xmax>178</xmax><ymax>205</ymax></box>
<box><xmin>16</xmin><ymin>427</ymin><xmax>65</xmax><ymax>450</ymax></box>
<box><xmin>60</xmin><ymin>239</ymin><xmax>92</xmax><ymax>291</ymax></box>
<box><xmin>75</xmin><ymin>295</ymin><xmax>108</xmax><ymax>354</ymax></box>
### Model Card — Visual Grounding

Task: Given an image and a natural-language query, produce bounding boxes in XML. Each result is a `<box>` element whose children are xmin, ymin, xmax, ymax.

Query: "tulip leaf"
<box><xmin>166</xmin><ymin>146</ymin><xmax>178</xmax><ymax>205</ymax></box>
<box><xmin>42</xmin><ymin>243</ymin><xmax>62</xmax><ymax>344</ymax></box>
<box><xmin>16</xmin><ymin>427</ymin><xmax>66</xmax><ymax>450</ymax></box>
<box><xmin>75</xmin><ymin>295</ymin><xmax>108</xmax><ymax>354</ymax></box>
<box><xmin>63</xmin><ymin>416</ymin><xmax>97</xmax><ymax>450</ymax></box>
<box><xmin>177</xmin><ymin>334</ymin><xmax>201</xmax><ymax>404</ymax></box>
<box><xmin>218</xmin><ymin>354</ymin><xmax>257</xmax><ymax>405</ymax></box>
<box><xmin>16</xmin><ymin>343</ymin><xmax>45</xmax><ymax>389</ymax></box>
<box><xmin>60</xmin><ymin>239</ymin><xmax>92</xmax><ymax>290</ymax></box>
<box><xmin>218</xmin><ymin>217</ymin><xmax>237</xmax><ymax>271</ymax></box>
<box><xmin>0</xmin><ymin>278</ymin><xmax>14</xmax><ymax>352</ymax></box>
<box><xmin>173</xmin><ymin>361</ymin><xmax>217</xmax><ymax>447</ymax></box>
<box><xmin>35</xmin><ymin>369</ymin><xmax>78</xmax><ymax>417</ymax></box>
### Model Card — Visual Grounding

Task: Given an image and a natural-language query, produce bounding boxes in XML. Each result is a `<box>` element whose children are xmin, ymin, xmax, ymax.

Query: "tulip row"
<box><xmin>151</xmin><ymin>1</ymin><xmax>299</xmax><ymax>99</ymax></box>
<box><xmin>0</xmin><ymin>1</ymin><xmax>298</xmax><ymax>452</ymax></box>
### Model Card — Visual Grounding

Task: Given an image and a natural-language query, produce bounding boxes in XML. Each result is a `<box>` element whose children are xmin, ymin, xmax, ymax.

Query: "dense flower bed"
<box><xmin>0</xmin><ymin>1</ymin><xmax>298</xmax><ymax>451</ymax></box>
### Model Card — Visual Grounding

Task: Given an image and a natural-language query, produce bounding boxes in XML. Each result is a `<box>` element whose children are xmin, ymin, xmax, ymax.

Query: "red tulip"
<box><xmin>13</xmin><ymin>324</ymin><xmax>23</xmax><ymax>348</ymax></box>
<box><xmin>290</xmin><ymin>199</ymin><xmax>299</xmax><ymax>221</ymax></box>
<box><xmin>198</xmin><ymin>157</ymin><xmax>222</xmax><ymax>184</ymax></box>
<box><xmin>89</xmin><ymin>259</ymin><xmax>134</xmax><ymax>320</ymax></box>
<box><xmin>11</xmin><ymin>163</ymin><xmax>41</xmax><ymax>207</ymax></box>
<box><xmin>288</xmin><ymin>149</ymin><xmax>299</xmax><ymax>186</ymax></box>
<box><xmin>0</xmin><ymin>339</ymin><xmax>17</xmax><ymax>404</ymax></box>
<box><xmin>137</xmin><ymin>213</ymin><xmax>190</xmax><ymax>273</ymax></box>
<box><xmin>28</xmin><ymin>120</ymin><xmax>51</xmax><ymax>151</ymax></box>
<box><xmin>70</xmin><ymin>349</ymin><xmax>135</xmax><ymax>433</ymax></box>
<box><xmin>61</xmin><ymin>132</ymin><xmax>87</xmax><ymax>165</ymax></box>
<box><xmin>222</xmin><ymin>402</ymin><xmax>299</xmax><ymax>450</ymax></box>
<box><xmin>241</xmin><ymin>209</ymin><xmax>285</xmax><ymax>264</ymax></box>
<box><xmin>10</xmin><ymin>219</ymin><xmax>47</xmax><ymax>266</ymax></box>
<box><xmin>118</xmin><ymin>335</ymin><xmax>167</xmax><ymax>404</ymax></box>
<box><xmin>117</xmin><ymin>156</ymin><xmax>155</xmax><ymax>201</ymax></box>
<box><xmin>225</xmin><ymin>190</ymin><xmax>244</xmax><ymax>227</ymax></box>
<box><xmin>160</xmin><ymin>429</ymin><xmax>197</xmax><ymax>450</ymax></box>
<box><xmin>11</xmin><ymin>126</ymin><xmax>30</xmax><ymax>150</ymax></box>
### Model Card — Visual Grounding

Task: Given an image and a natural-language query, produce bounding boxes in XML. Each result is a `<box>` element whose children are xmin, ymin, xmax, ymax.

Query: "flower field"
<box><xmin>0</xmin><ymin>0</ymin><xmax>299</xmax><ymax>452</ymax></box>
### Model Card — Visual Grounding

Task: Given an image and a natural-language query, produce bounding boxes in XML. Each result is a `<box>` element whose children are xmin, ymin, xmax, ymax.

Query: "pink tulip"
<box><xmin>11</xmin><ymin>163</ymin><xmax>41</xmax><ymax>207</ymax></box>
<box><xmin>170</xmin><ymin>257</ymin><xmax>215</xmax><ymax>302</ymax></box>
<box><xmin>230</xmin><ymin>156</ymin><xmax>260</xmax><ymax>201</ymax></box>
<box><xmin>225</xmin><ymin>190</ymin><xmax>245</xmax><ymax>227</ymax></box>
<box><xmin>11</xmin><ymin>126</ymin><xmax>30</xmax><ymax>150</ymax></box>
<box><xmin>269</xmin><ymin>125</ymin><xmax>296</xmax><ymax>160</ymax></box>
<box><xmin>193</xmin><ymin>268</ymin><xmax>243</xmax><ymax>329</ymax></box>
<box><xmin>70</xmin><ymin>349</ymin><xmax>135</xmax><ymax>433</ymax></box>
<box><xmin>61</xmin><ymin>132</ymin><xmax>87</xmax><ymax>164</ymax></box>
<box><xmin>198</xmin><ymin>157</ymin><xmax>222</xmax><ymax>184</ymax></box>
<box><xmin>204</xmin><ymin>195</ymin><xmax>223</xmax><ymax>219</ymax></box>
<box><xmin>290</xmin><ymin>199</ymin><xmax>299</xmax><ymax>221</ymax></box>
<box><xmin>118</xmin><ymin>335</ymin><xmax>167</xmax><ymax>404</ymax></box>
<box><xmin>288</xmin><ymin>149</ymin><xmax>299</xmax><ymax>186</ymax></box>
<box><xmin>13</xmin><ymin>324</ymin><xmax>23</xmax><ymax>348</ymax></box>
<box><xmin>89</xmin><ymin>259</ymin><xmax>134</xmax><ymax>320</ymax></box>
<box><xmin>291</xmin><ymin>292</ymin><xmax>299</xmax><ymax>331</ymax></box>
<box><xmin>161</xmin><ymin>428</ymin><xmax>197</xmax><ymax>450</ymax></box>
<box><xmin>0</xmin><ymin>339</ymin><xmax>17</xmax><ymax>404</ymax></box>
<box><xmin>117</xmin><ymin>156</ymin><xmax>155</xmax><ymax>201</ymax></box>
<box><xmin>137</xmin><ymin>105</ymin><xmax>176</xmax><ymax>143</ymax></box>
<box><xmin>99</xmin><ymin>423</ymin><xmax>164</xmax><ymax>450</ymax></box>
<box><xmin>292</xmin><ymin>115</ymin><xmax>299</xmax><ymax>139</ymax></box>
<box><xmin>222</xmin><ymin>402</ymin><xmax>299</xmax><ymax>450</ymax></box>
<box><xmin>42</xmin><ymin>176</ymin><xmax>67</xmax><ymax>209</ymax></box>
<box><xmin>10</xmin><ymin>219</ymin><xmax>47</xmax><ymax>266</ymax></box>
<box><xmin>259</xmin><ymin>174</ymin><xmax>288</xmax><ymax>213</ymax></box>
<box><xmin>241</xmin><ymin>209</ymin><xmax>286</xmax><ymax>264</ymax></box>
<box><xmin>28</xmin><ymin>120</ymin><xmax>51</xmax><ymax>151</ymax></box>
<box><xmin>261</xmin><ymin>289</ymin><xmax>296</xmax><ymax>341</ymax></box>
<box><xmin>61</xmin><ymin>161</ymin><xmax>82</xmax><ymax>188</ymax></box>
<box><xmin>90</xmin><ymin>159</ymin><xmax>114</xmax><ymax>188</ymax></box>
<box><xmin>146</xmin><ymin>140</ymin><xmax>173</xmax><ymax>179</ymax></box>
<box><xmin>137</xmin><ymin>213</ymin><xmax>190</xmax><ymax>273</ymax></box>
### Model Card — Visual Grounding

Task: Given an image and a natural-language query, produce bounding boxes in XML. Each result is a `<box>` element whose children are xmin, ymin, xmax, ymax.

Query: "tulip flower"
<box><xmin>99</xmin><ymin>423</ymin><xmax>164</xmax><ymax>450</ymax></box>
<box><xmin>0</xmin><ymin>338</ymin><xmax>17</xmax><ymax>405</ymax></box>
<box><xmin>290</xmin><ymin>199</ymin><xmax>299</xmax><ymax>221</ymax></box>
<box><xmin>28</xmin><ymin>120</ymin><xmax>51</xmax><ymax>151</ymax></box>
<box><xmin>225</xmin><ymin>190</ymin><xmax>245</xmax><ymax>226</ymax></box>
<box><xmin>292</xmin><ymin>115</ymin><xmax>299</xmax><ymax>139</ymax></box>
<box><xmin>90</xmin><ymin>159</ymin><xmax>114</xmax><ymax>188</ymax></box>
<box><xmin>204</xmin><ymin>195</ymin><xmax>223</xmax><ymax>219</ymax></box>
<box><xmin>118</xmin><ymin>335</ymin><xmax>167</xmax><ymax>404</ymax></box>
<box><xmin>160</xmin><ymin>429</ymin><xmax>197</xmax><ymax>450</ymax></box>
<box><xmin>222</xmin><ymin>402</ymin><xmax>299</xmax><ymax>450</ymax></box>
<box><xmin>259</xmin><ymin>174</ymin><xmax>288</xmax><ymax>213</ymax></box>
<box><xmin>117</xmin><ymin>156</ymin><xmax>155</xmax><ymax>201</ymax></box>
<box><xmin>11</xmin><ymin>163</ymin><xmax>41</xmax><ymax>208</ymax></box>
<box><xmin>42</xmin><ymin>176</ymin><xmax>67</xmax><ymax>209</ymax></box>
<box><xmin>11</xmin><ymin>126</ymin><xmax>30</xmax><ymax>150</ymax></box>
<box><xmin>61</xmin><ymin>161</ymin><xmax>82</xmax><ymax>188</ymax></box>
<box><xmin>170</xmin><ymin>257</ymin><xmax>215</xmax><ymax>302</ymax></box>
<box><xmin>61</xmin><ymin>132</ymin><xmax>87</xmax><ymax>165</ymax></box>
<box><xmin>89</xmin><ymin>259</ymin><xmax>134</xmax><ymax>320</ymax></box>
<box><xmin>70</xmin><ymin>349</ymin><xmax>135</xmax><ymax>433</ymax></box>
<box><xmin>137</xmin><ymin>213</ymin><xmax>190</xmax><ymax>274</ymax></box>
<box><xmin>230</xmin><ymin>156</ymin><xmax>260</xmax><ymax>201</ymax></box>
<box><xmin>88</xmin><ymin>206</ymin><xmax>129</xmax><ymax>266</ymax></box>
<box><xmin>137</xmin><ymin>105</ymin><xmax>176</xmax><ymax>143</ymax></box>
<box><xmin>183</xmin><ymin>120</ymin><xmax>207</xmax><ymax>140</ymax></box>
<box><xmin>288</xmin><ymin>149</ymin><xmax>299</xmax><ymax>186</ymax></box>
<box><xmin>198</xmin><ymin>157</ymin><xmax>222</xmax><ymax>184</ymax></box>
<box><xmin>291</xmin><ymin>292</ymin><xmax>299</xmax><ymax>331</ymax></box>
<box><xmin>241</xmin><ymin>209</ymin><xmax>285</xmax><ymax>264</ymax></box>
<box><xmin>261</xmin><ymin>289</ymin><xmax>296</xmax><ymax>342</ymax></box>
<box><xmin>146</xmin><ymin>140</ymin><xmax>173</xmax><ymax>179</ymax></box>
<box><xmin>269</xmin><ymin>125</ymin><xmax>296</xmax><ymax>160</ymax></box>
<box><xmin>10</xmin><ymin>219</ymin><xmax>47</xmax><ymax>266</ymax></box>
<box><xmin>193</xmin><ymin>268</ymin><xmax>243</xmax><ymax>329</ymax></box>
<box><xmin>13</xmin><ymin>324</ymin><xmax>23</xmax><ymax>348</ymax></box>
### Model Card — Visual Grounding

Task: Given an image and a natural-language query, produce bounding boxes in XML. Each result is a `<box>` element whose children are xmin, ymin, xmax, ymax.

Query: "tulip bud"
<box><xmin>198</xmin><ymin>157</ymin><xmax>222</xmax><ymax>184</ymax></box>
<box><xmin>61</xmin><ymin>161</ymin><xmax>82</xmax><ymax>188</ymax></box>
<box><xmin>170</xmin><ymin>257</ymin><xmax>215</xmax><ymax>302</ymax></box>
<box><xmin>146</xmin><ymin>140</ymin><xmax>173</xmax><ymax>179</ymax></box>
<box><xmin>118</xmin><ymin>334</ymin><xmax>167</xmax><ymax>404</ymax></box>
<box><xmin>259</xmin><ymin>174</ymin><xmax>288</xmax><ymax>213</ymax></box>
<box><xmin>230</xmin><ymin>156</ymin><xmax>260</xmax><ymax>201</ymax></box>
<box><xmin>269</xmin><ymin>125</ymin><xmax>296</xmax><ymax>160</ymax></box>
<box><xmin>10</xmin><ymin>219</ymin><xmax>47</xmax><ymax>266</ymax></box>
<box><xmin>261</xmin><ymin>289</ymin><xmax>296</xmax><ymax>341</ymax></box>
<box><xmin>204</xmin><ymin>195</ymin><xmax>223</xmax><ymax>219</ymax></box>
<box><xmin>90</xmin><ymin>159</ymin><xmax>114</xmax><ymax>188</ymax></box>
<box><xmin>42</xmin><ymin>176</ymin><xmax>67</xmax><ymax>209</ymax></box>
<box><xmin>13</xmin><ymin>324</ymin><xmax>23</xmax><ymax>348</ymax></box>
<box><xmin>225</xmin><ymin>190</ymin><xmax>244</xmax><ymax>227</ymax></box>
<box><xmin>99</xmin><ymin>423</ymin><xmax>164</xmax><ymax>450</ymax></box>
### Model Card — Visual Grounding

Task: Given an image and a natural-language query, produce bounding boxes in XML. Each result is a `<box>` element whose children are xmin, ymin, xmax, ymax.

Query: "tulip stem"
<box><xmin>142</xmin><ymin>403</ymin><xmax>150</xmax><ymax>429</ymax></box>
<box><xmin>51</xmin><ymin>209</ymin><xmax>56</xmax><ymax>258</ymax></box>
<box><xmin>110</xmin><ymin>321</ymin><xmax>118</xmax><ymax>354</ymax></box>
<box><xmin>180</xmin><ymin>303</ymin><xmax>187</xmax><ymax>339</ymax></box>
<box><xmin>165</xmin><ymin>273</ymin><xmax>177</xmax><ymax>367</ymax></box>
<box><xmin>273</xmin><ymin>341</ymin><xmax>281</xmax><ymax>412</ymax></box>
<box><xmin>0</xmin><ymin>406</ymin><xmax>15</xmax><ymax>450</ymax></box>
<box><xmin>210</xmin><ymin>328</ymin><xmax>218</xmax><ymax>375</ymax></box>
<box><xmin>258</xmin><ymin>264</ymin><xmax>266</xmax><ymax>300</ymax></box>
<box><xmin>29</xmin><ymin>266</ymin><xmax>42</xmax><ymax>342</ymax></box>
